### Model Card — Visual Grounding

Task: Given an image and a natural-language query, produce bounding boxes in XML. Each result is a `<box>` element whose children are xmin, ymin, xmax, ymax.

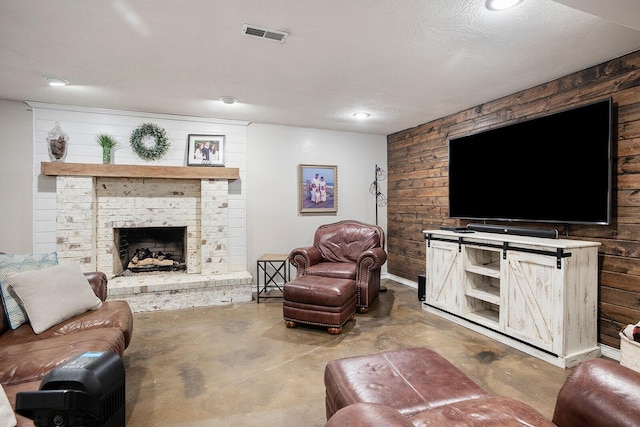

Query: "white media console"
<box><xmin>423</xmin><ymin>229</ymin><xmax>601</xmax><ymax>368</ymax></box>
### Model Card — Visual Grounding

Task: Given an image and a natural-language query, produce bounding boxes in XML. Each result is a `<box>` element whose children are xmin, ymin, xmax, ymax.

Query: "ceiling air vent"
<box><xmin>242</xmin><ymin>24</ymin><xmax>288</xmax><ymax>43</ymax></box>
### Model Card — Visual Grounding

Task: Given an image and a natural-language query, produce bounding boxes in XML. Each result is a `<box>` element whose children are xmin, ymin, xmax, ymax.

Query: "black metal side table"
<box><xmin>256</xmin><ymin>254</ymin><xmax>290</xmax><ymax>303</ymax></box>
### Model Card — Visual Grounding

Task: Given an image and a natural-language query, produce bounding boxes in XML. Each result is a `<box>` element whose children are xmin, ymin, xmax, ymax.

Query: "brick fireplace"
<box><xmin>45</xmin><ymin>163</ymin><xmax>252</xmax><ymax>312</ymax></box>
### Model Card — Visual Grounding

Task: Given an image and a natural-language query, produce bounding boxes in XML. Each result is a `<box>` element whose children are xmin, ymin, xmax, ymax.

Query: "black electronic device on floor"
<box><xmin>418</xmin><ymin>274</ymin><xmax>426</xmax><ymax>301</ymax></box>
<box><xmin>15</xmin><ymin>352</ymin><xmax>125</xmax><ymax>427</ymax></box>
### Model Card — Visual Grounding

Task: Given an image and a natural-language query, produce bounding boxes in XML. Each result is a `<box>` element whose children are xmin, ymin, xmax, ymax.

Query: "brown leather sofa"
<box><xmin>0</xmin><ymin>271</ymin><xmax>133</xmax><ymax>426</ymax></box>
<box><xmin>324</xmin><ymin>347</ymin><xmax>640</xmax><ymax>427</ymax></box>
<box><xmin>289</xmin><ymin>220</ymin><xmax>387</xmax><ymax>313</ymax></box>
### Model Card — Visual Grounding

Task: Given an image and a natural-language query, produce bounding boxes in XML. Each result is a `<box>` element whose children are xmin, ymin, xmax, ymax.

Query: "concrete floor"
<box><xmin>123</xmin><ymin>279</ymin><xmax>575</xmax><ymax>426</ymax></box>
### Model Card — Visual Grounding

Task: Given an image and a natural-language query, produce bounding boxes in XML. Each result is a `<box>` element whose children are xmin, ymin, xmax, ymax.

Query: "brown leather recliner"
<box><xmin>289</xmin><ymin>220</ymin><xmax>387</xmax><ymax>313</ymax></box>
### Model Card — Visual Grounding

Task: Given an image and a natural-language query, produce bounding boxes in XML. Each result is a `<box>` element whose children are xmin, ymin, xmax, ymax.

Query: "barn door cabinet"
<box><xmin>423</xmin><ymin>230</ymin><xmax>601</xmax><ymax>368</ymax></box>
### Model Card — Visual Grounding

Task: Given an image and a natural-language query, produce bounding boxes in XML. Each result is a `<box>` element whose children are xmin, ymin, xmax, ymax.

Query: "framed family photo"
<box><xmin>186</xmin><ymin>134</ymin><xmax>225</xmax><ymax>166</ymax></box>
<box><xmin>298</xmin><ymin>164</ymin><xmax>338</xmax><ymax>213</ymax></box>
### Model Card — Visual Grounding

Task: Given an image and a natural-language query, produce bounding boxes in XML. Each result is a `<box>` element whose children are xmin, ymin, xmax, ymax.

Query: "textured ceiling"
<box><xmin>0</xmin><ymin>0</ymin><xmax>639</xmax><ymax>135</ymax></box>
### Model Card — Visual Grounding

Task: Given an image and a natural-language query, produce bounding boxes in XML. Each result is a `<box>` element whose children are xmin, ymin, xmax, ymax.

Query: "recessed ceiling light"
<box><xmin>353</xmin><ymin>112</ymin><xmax>371</xmax><ymax>119</ymax></box>
<box><xmin>44</xmin><ymin>76</ymin><xmax>69</xmax><ymax>86</ymax></box>
<box><xmin>485</xmin><ymin>0</ymin><xmax>523</xmax><ymax>11</ymax></box>
<box><xmin>220</xmin><ymin>96</ymin><xmax>238</xmax><ymax>105</ymax></box>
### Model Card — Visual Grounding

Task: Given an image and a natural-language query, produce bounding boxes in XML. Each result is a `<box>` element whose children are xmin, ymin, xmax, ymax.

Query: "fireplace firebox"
<box><xmin>114</xmin><ymin>227</ymin><xmax>187</xmax><ymax>274</ymax></box>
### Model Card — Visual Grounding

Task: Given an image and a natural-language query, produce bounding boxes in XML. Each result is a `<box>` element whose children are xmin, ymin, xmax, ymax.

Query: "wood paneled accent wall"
<box><xmin>387</xmin><ymin>50</ymin><xmax>640</xmax><ymax>349</ymax></box>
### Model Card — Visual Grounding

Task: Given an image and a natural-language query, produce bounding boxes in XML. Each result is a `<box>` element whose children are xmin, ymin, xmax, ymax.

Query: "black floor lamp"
<box><xmin>370</xmin><ymin>164</ymin><xmax>387</xmax><ymax>226</ymax></box>
<box><xmin>370</xmin><ymin>164</ymin><xmax>388</xmax><ymax>291</ymax></box>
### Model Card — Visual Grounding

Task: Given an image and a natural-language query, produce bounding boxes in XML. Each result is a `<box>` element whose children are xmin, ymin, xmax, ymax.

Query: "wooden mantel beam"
<box><xmin>41</xmin><ymin>162</ymin><xmax>240</xmax><ymax>180</ymax></box>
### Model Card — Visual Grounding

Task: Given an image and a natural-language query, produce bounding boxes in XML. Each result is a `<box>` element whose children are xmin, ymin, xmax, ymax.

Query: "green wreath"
<box><xmin>130</xmin><ymin>123</ymin><xmax>170</xmax><ymax>161</ymax></box>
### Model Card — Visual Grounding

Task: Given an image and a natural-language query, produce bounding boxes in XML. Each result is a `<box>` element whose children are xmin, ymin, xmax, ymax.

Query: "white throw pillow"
<box><xmin>0</xmin><ymin>384</ymin><xmax>17</xmax><ymax>427</ymax></box>
<box><xmin>0</xmin><ymin>252</ymin><xmax>58</xmax><ymax>329</ymax></box>
<box><xmin>6</xmin><ymin>262</ymin><xmax>102</xmax><ymax>334</ymax></box>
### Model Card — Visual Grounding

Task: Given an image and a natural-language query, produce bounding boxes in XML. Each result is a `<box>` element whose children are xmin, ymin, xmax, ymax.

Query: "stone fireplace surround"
<box><xmin>43</xmin><ymin>162</ymin><xmax>252</xmax><ymax>312</ymax></box>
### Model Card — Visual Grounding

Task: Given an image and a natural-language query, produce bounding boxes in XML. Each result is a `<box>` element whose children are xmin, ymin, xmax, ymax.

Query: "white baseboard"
<box><xmin>599</xmin><ymin>343</ymin><xmax>620</xmax><ymax>361</ymax></box>
<box><xmin>383</xmin><ymin>272</ymin><xmax>417</xmax><ymax>289</ymax></box>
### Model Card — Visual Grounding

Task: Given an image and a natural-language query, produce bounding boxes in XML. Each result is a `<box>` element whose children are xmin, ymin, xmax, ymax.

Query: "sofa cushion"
<box><xmin>307</xmin><ymin>262</ymin><xmax>356</xmax><ymax>279</ymax></box>
<box><xmin>7</xmin><ymin>263</ymin><xmax>102</xmax><ymax>334</ymax></box>
<box><xmin>408</xmin><ymin>396</ymin><xmax>555</xmax><ymax>427</ymax></box>
<box><xmin>0</xmin><ymin>328</ymin><xmax>126</xmax><ymax>385</ymax></box>
<box><xmin>0</xmin><ymin>252</ymin><xmax>58</xmax><ymax>330</ymax></box>
<box><xmin>0</xmin><ymin>300</ymin><xmax>134</xmax><ymax>349</ymax></box>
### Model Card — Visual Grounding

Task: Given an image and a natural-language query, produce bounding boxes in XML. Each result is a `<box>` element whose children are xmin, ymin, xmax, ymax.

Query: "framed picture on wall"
<box><xmin>187</xmin><ymin>134</ymin><xmax>225</xmax><ymax>166</ymax></box>
<box><xmin>299</xmin><ymin>164</ymin><xmax>338</xmax><ymax>213</ymax></box>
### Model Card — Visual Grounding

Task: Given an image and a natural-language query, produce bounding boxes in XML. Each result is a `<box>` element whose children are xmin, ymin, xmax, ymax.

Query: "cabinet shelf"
<box><xmin>466</xmin><ymin>286</ymin><xmax>500</xmax><ymax>305</ymax></box>
<box><xmin>465</xmin><ymin>263</ymin><xmax>500</xmax><ymax>278</ymax></box>
<box><xmin>464</xmin><ymin>245</ymin><xmax>501</xmax><ymax>278</ymax></box>
<box><xmin>466</xmin><ymin>309</ymin><xmax>500</xmax><ymax>326</ymax></box>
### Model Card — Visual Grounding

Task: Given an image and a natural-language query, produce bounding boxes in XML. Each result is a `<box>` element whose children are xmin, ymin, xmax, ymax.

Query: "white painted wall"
<box><xmin>246</xmin><ymin>123</ymin><xmax>387</xmax><ymax>279</ymax></box>
<box><xmin>0</xmin><ymin>101</ymin><xmax>32</xmax><ymax>253</ymax></box>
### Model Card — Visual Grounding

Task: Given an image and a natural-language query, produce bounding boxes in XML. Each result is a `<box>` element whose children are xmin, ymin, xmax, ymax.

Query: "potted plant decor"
<box><xmin>97</xmin><ymin>134</ymin><xmax>118</xmax><ymax>164</ymax></box>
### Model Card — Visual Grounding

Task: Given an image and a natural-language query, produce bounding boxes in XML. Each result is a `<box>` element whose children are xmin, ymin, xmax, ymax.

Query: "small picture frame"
<box><xmin>187</xmin><ymin>134</ymin><xmax>225</xmax><ymax>166</ymax></box>
<box><xmin>299</xmin><ymin>164</ymin><xmax>338</xmax><ymax>213</ymax></box>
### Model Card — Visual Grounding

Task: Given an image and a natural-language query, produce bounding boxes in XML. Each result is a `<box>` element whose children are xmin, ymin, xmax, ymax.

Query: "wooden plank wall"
<box><xmin>386</xmin><ymin>50</ymin><xmax>640</xmax><ymax>349</ymax></box>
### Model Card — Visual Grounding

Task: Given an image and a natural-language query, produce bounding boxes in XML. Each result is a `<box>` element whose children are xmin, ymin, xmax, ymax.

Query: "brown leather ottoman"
<box><xmin>324</xmin><ymin>397</ymin><xmax>554</xmax><ymax>427</ymax></box>
<box><xmin>283</xmin><ymin>275</ymin><xmax>356</xmax><ymax>335</ymax></box>
<box><xmin>324</xmin><ymin>347</ymin><xmax>490</xmax><ymax>419</ymax></box>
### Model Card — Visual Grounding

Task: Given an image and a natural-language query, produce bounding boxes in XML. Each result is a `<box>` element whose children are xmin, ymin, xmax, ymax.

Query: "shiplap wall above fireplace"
<box><xmin>29</xmin><ymin>102</ymin><xmax>249</xmax><ymax>274</ymax></box>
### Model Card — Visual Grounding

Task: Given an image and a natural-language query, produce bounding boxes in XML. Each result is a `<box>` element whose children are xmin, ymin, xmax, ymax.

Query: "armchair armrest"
<box><xmin>357</xmin><ymin>247</ymin><xmax>387</xmax><ymax>272</ymax></box>
<box><xmin>552</xmin><ymin>358</ymin><xmax>640</xmax><ymax>427</ymax></box>
<box><xmin>289</xmin><ymin>246</ymin><xmax>323</xmax><ymax>276</ymax></box>
<box><xmin>84</xmin><ymin>271</ymin><xmax>108</xmax><ymax>301</ymax></box>
<box><xmin>355</xmin><ymin>247</ymin><xmax>387</xmax><ymax>313</ymax></box>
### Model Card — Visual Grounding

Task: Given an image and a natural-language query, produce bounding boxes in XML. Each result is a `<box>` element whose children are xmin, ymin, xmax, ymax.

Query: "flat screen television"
<box><xmin>448</xmin><ymin>98</ymin><xmax>613</xmax><ymax>225</ymax></box>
